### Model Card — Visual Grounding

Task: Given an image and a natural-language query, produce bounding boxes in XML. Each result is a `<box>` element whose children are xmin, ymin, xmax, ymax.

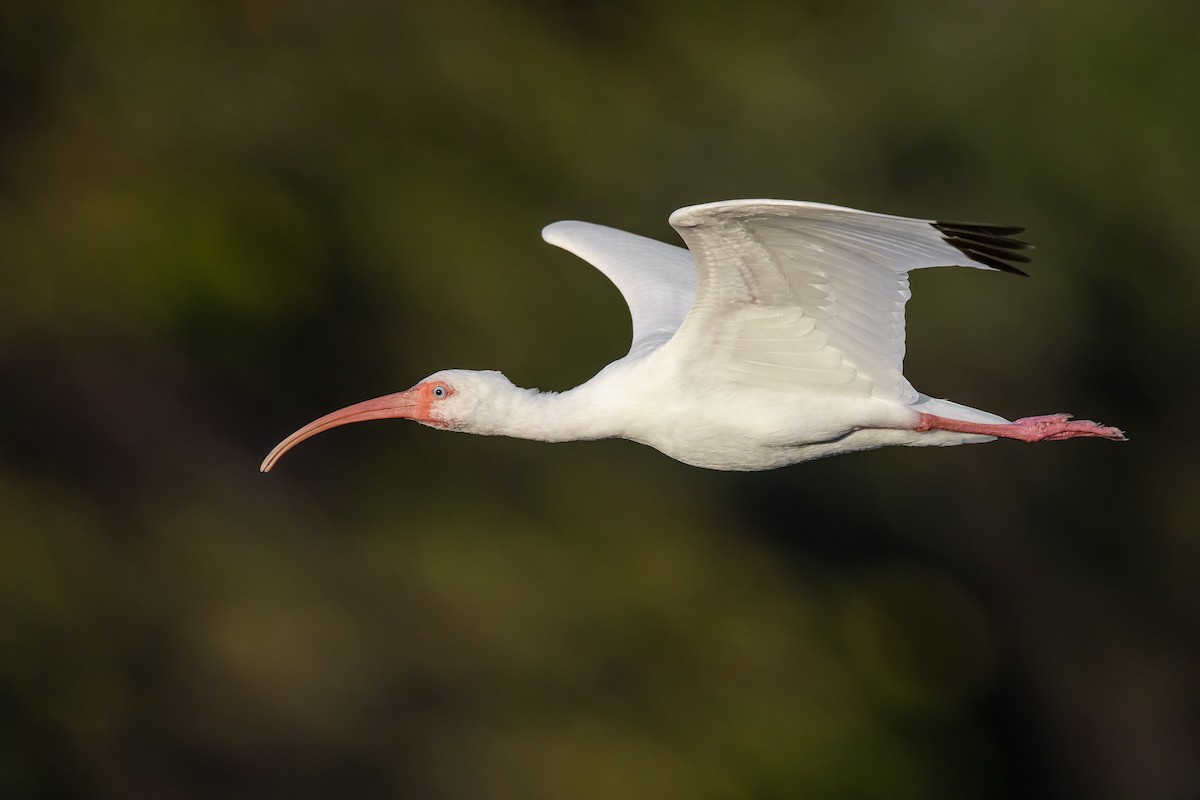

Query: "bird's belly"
<box><xmin>623</xmin><ymin>395</ymin><xmax>922</xmax><ymax>471</ymax></box>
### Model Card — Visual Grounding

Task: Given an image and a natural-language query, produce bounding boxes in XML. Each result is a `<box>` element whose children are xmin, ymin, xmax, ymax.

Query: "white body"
<box><xmin>478</xmin><ymin>359</ymin><xmax>983</xmax><ymax>471</ymax></box>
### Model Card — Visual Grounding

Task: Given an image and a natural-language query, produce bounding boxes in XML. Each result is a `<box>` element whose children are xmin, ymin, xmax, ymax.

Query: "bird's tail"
<box><xmin>909</xmin><ymin>395</ymin><xmax>1010</xmax><ymax>425</ymax></box>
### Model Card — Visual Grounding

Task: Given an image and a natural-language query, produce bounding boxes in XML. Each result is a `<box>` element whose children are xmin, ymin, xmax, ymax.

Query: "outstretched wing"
<box><xmin>661</xmin><ymin>199</ymin><xmax>1031</xmax><ymax>402</ymax></box>
<box><xmin>543</xmin><ymin>221</ymin><xmax>696</xmax><ymax>357</ymax></box>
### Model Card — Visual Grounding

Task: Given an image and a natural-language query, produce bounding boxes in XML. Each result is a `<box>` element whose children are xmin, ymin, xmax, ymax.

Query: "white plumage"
<box><xmin>262</xmin><ymin>200</ymin><xmax>1124</xmax><ymax>472</ymax></box>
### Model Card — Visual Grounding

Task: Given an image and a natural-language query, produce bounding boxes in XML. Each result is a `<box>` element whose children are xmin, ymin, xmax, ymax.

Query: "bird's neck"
<box><xmin>473</xmin><ymin>380</ymin><xmax>625</xmax><ymax>443</ymax></box>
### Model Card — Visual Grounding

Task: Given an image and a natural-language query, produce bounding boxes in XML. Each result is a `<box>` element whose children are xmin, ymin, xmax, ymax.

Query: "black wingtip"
<box><xmin>932</xmin><ymin>221</ymin><xmax>1033</xmax><ymax>277</ymax></box>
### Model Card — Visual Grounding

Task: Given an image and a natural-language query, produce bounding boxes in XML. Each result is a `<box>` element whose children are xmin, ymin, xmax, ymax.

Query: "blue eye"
<box><xmin>433</xmin><ymin>385</ymin><xmax>447</xmax><ymax>398</ymax></box>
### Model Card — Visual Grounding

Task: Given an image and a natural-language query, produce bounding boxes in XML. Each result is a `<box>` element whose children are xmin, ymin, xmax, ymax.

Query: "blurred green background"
<box><xmin>2</xmin><ymin>1</ymin><xmax>1197</xmax><ymax>798</ymax></box>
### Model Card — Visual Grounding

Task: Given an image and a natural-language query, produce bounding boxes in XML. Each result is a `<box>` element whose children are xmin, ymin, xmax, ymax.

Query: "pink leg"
<box><xmin>916</xmin><ymin>413</ymin><xmax>1127</xmax><ymax>443</ymax></box>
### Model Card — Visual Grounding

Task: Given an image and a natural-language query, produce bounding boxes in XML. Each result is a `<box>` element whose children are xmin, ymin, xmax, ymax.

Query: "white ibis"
<box><xmin>261</xmin><ymin>200</ymin><xmax>1125</xmax><ymax>472</ymax></box>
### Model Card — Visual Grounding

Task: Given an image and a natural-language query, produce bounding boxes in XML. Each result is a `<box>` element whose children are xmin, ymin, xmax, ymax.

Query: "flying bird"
<box><xmin>261</xmin><ymin>200</ymin><xmax>1124</xmax><ymax>472</ymax></box>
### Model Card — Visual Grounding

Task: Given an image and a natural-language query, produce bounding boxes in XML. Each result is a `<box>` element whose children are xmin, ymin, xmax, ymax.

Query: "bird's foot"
<box><xmin>1008</xmin><ymin>413</ymin><xmax>1127</xmax><ymax>442</ymax></box>
<box><xmin>916</xmin><ymin>412</ymin><xmax>1127</xmax><ymax>443</ymax></box>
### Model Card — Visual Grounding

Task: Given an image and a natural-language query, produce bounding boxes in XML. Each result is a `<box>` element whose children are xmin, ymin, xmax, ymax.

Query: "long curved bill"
<box><xmin>260</xmin><ymin>389</ymin><xmax>421</xmax><ymax>473</ymax></box>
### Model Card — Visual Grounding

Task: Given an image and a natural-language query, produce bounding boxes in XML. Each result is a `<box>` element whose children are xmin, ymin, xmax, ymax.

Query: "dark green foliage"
<box><xmin>1</xmin><ymin>1</ymin><xmax>1197</xmax><ymax>798</ymax></box>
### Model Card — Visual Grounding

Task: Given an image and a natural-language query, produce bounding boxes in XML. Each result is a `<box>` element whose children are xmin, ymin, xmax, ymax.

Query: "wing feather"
<box><xmin>542</xmin><ymin>221</ymin><xmax>696</xmax><ymax>357</ymax></box>
<box><xmin>662</xmin><ymin>200</ymin><xmax>1029</xmax><ymax>401</ymax></box>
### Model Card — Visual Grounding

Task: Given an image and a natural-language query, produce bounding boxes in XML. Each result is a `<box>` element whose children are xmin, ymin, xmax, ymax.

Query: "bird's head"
<box><xmin>260</xmin><ymin>369</ymin><xmax>515</xmax><ymax>472</ymax></box>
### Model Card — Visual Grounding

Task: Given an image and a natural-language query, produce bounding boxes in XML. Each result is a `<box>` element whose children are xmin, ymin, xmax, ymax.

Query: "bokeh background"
<box><xmin>2</xmin><ymin>1</ymin><xmax>1197</xmax><ymax>798</ymax></box>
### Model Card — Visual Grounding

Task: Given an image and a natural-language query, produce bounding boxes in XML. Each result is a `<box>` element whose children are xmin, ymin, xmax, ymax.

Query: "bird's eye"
<box><xmin>432</xmin><ymin>385</ymin><xmax>447</xmax><ymax>398</ymax></box>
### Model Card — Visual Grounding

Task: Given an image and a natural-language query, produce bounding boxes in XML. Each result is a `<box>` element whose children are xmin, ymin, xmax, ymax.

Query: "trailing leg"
<box><xmin>915</xmin><ymin>413</ymin><xmax>1126</xmax><ymax>443</ymax></box>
